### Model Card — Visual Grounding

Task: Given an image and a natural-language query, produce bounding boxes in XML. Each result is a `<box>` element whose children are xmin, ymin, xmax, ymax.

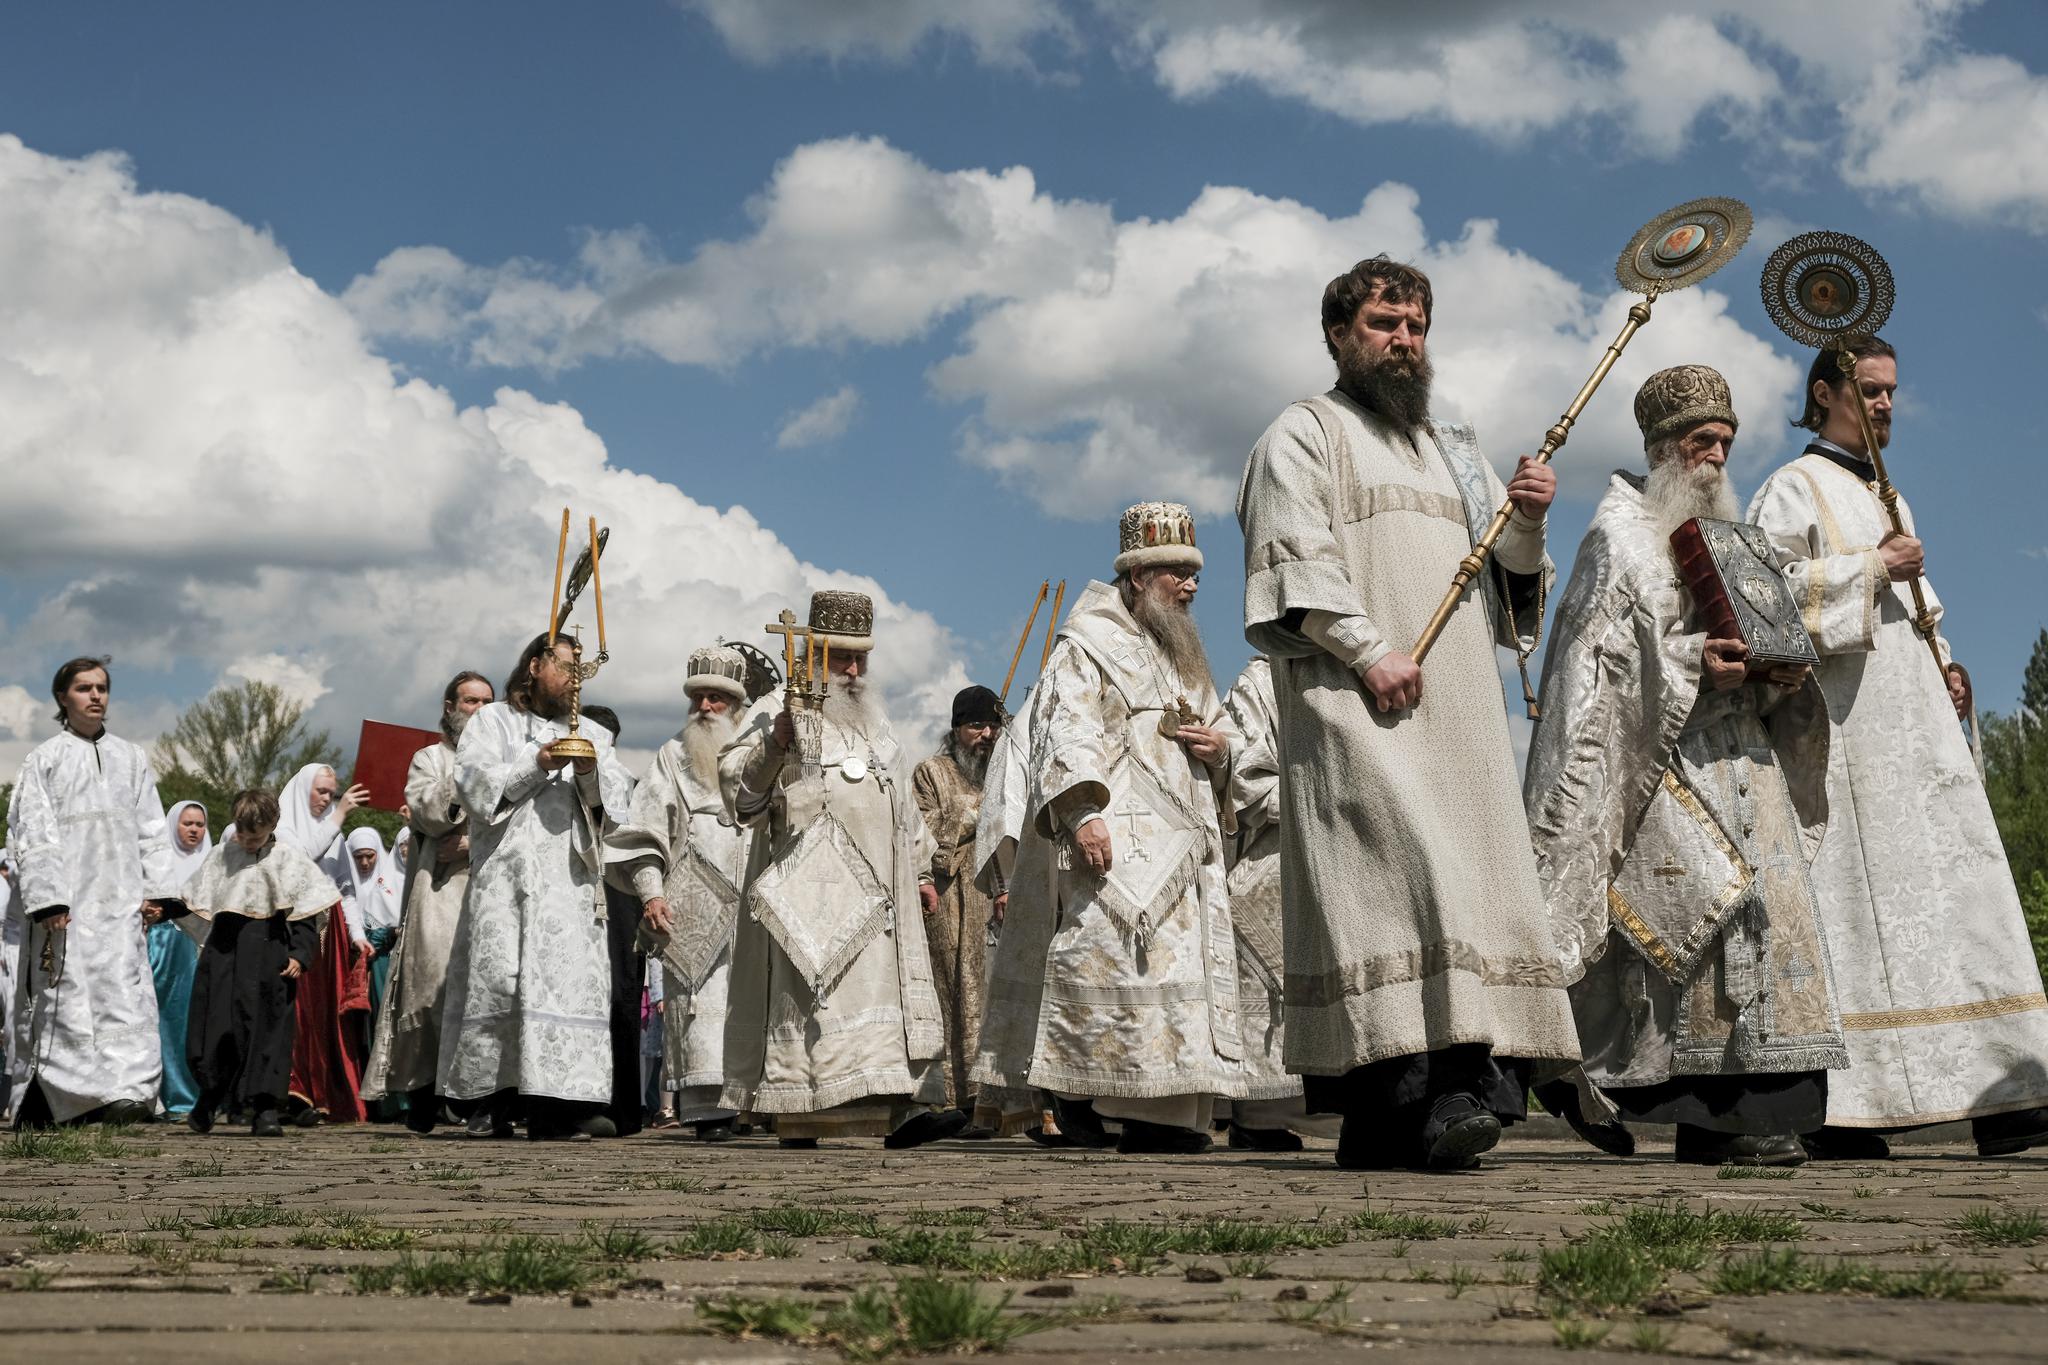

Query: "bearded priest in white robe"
<box><xmin>1526</xmin><ymin>366</ymin><xmax>1848</xmax><ymax>1168</ymax></box>
<box><xmin>719</xmin><ymin>592</ymin><xmax>964</xmax><ymax>1149</ymax></box>
<box><xmin>1237</xmin><ymin>257</ymin><xmax>1580</xmax><ymax>1171</ymax></box>
<box><xmin>607</xmin><ymin>645</ymin><xmax>753</xmax><ymax>1140</ymax></box>
<box><xmin>1012</xmin><ymin>504</ymin><xmax>1246</xmax><ymax>1156</ymax></box>
<box><xmin>1751</xmin><ymin>337</ymin><xmax>2048</xmax><ymax>1159</ymax></box>
<box><xmin>363</xmin><ymin>669</ymin><xmax>494</xmax><ymax>1133</ymax></box>
<box><xmin>8</xmin><ymin>657</ymin><xmax>181</xmax><ymax>1127</ymax></box>
<box><xmin>438</xmin><ymin>633</ymin><xmax>634</xmax><ymax>1141</ymax></box>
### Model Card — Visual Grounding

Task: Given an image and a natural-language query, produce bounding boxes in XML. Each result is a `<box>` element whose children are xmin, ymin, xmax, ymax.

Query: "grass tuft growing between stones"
<box><xmin>0</xmin><ymin>1200</ymin><xmax>77</xmax><ymax>1223</ymax></box>
<box><xmin>1351</xmin><ymin>1207</ymin><xmax>1461</xmax><ymax>1241</ymax></box>
<box><xmin>1711</xmin><ymin>1247</ymin><xmax>2005</xmax><ymax>1300</ymax></box>
<box><xmin>1541</xmin><ymin>1201</ymin><xmax>1807</xmax><ymax>1314</ymax></box>
<box><xmin>1952</xmin><ymin>1206</ymin><xmax>2047</xmax><ymax>1248</ymax></box>
<box><xmin>1716</xmin><ymin>1164</ymin><xmax>1798</xmax><ymax>1180</ymax></box>
<box><xmin>197</xmin><ymin>1201</ymin><xmax>310</xmax><ymax>1230</ymax></box>
<box><xmin>1</xmin><ymin>1124</ymin><xmax>158</xmax><ymax>1163</ymax></box>
<box><xmin>750</xmin><ymin>1204</ymin><xmax>883</xmax><ymax>1239</ymax></box>
<box><xmin>699</xmin><ymin>1277</ymin><xmax>1045</xmax><ymax>1360</ymax></box>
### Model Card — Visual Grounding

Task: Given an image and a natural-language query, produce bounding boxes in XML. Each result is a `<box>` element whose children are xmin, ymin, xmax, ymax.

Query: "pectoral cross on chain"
<box><xmin>1112</xmin><ymin>796</ymin><xmax>1155</xmax><ymax>865</ymax></box>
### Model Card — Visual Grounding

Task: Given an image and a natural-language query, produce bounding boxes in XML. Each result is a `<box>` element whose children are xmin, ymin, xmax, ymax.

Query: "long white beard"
<box><xmin>683</xmin><ymin>711</ymin><xmax>740</xmax><ymax>788</ymax></box>
<box><xmin>1643</xmin><ymin>459</ymin><xmax>1739</xmax><ymax>540</ymax></box>
<box><xmin>822</xmin><ymin>676</ymin><xmax>887</xmax><ymax>739</ymax></box>
<box><xmin>1132</xmin><ymin>589</ymin><xmax>1215</xmax><ymax>694</ymax></box>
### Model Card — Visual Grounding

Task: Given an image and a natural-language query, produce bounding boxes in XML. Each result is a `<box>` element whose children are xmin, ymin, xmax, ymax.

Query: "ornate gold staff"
<box><xmin>1759</xmin><ymin>229</ymin><xmax>1943</xmax><ymax>673</ymax></box>
<box><xmin>1410</xmin><ymin>197</ymin><xmax>1753</xmax><ymax>663</ymax></box>
<box><xmin>546</xmin><ymin>512</ymin><xmax>611</xmax><ymax>762</ymax></box>
<box><xmin>999</xmin><ymin>580</ymin><xmax>1049</xmax><ymax>704</ymax></box>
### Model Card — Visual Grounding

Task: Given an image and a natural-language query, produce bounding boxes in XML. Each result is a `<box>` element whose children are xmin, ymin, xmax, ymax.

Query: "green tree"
<box><xmin>0</xmin><ymin>781</ymin><xmax>11</xmax><ymax>837</ymax></box>
<box><xmin>1983</xmin><ymin>629</ymin><xmax>2048</xmax><ymax>981</ymax></box>
<box><xmin>153</xmin><ymin>681</ymin><xmax>343</xmax><ymax>834</ymax></box>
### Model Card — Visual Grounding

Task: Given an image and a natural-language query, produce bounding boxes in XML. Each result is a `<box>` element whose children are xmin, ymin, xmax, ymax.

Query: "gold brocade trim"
<box><xmin>1345</xmin><ymin>483</ymin><xmax>1466</xmax><ymax>528</ymax></box>
<box><xmin>1840</xmin><ymin>992</ymin><xmax>2048</xmax><ymax>1032</ymax></box>
<box><xmin>1606</xmin><ymin>885</ymin><xmax>1679</xmax><ymax>974</ymax></box>
<box><xmin>1660</xmin><ymin>769</ymin><xmax>1753</xmax><ymax>879</ymax></box>
<box><xmin>1286</xmin><ymin>938</ymin><xmax>1566</xmax><ymax>1007</ymax></box>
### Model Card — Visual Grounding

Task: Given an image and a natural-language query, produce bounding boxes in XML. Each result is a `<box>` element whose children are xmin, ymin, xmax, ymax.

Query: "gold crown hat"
<box><xmin>1113</xmin><ymin>501</ymin><xmax>1203</xmax><ymax>576</ymax></box>
<box><xmin>684</xmin><ymin>645</ymin><xmax>748</xmax><ymax>701</ymax></box>
<box><xmin>808</xmin><ymin>590</ymin><xmax>875</xmax><ymax>650</ymax></box>
<box><xmin>1632</xmin><ymin>364</ymin><xmax>1739</xmax><ymax>450</ymax></box>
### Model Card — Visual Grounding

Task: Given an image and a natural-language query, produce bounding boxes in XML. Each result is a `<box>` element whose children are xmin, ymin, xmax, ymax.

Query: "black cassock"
<box><xmin>187</xmin><ymin>913</ymin><xmax>320</xmax><ymax>1107</ymax></box>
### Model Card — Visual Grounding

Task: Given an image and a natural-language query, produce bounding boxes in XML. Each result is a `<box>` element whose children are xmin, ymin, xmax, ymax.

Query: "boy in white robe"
<box><xmin>8</xmin><ymin>657</ymin><xmax>181</xmax><ymax>1127</ymax></box>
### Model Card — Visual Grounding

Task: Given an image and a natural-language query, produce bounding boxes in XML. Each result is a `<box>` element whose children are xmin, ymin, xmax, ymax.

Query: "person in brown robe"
<box><xmin>911</xmin><ymin>685</ymin><xmax>1003</xmax><ymax>1137</ymax></box>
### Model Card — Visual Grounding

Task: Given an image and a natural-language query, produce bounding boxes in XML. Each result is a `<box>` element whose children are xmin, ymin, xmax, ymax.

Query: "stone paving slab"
<box><xmin>4</xmin><ymin>1121</ymin><xmax>2048</xmax><ymax>1363</ymax></box>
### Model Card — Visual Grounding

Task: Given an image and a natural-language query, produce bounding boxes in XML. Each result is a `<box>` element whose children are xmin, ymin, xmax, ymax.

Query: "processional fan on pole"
<box><xmin>543</xmin><ymin>508</ymin><xmax>610</xmax><ymax>763</ymax></box>
<box><xmin>1758</xmin><ymin>229</ymin><xmax>1946</xmax><ymax>682</ymax></box>
<box><xmin>1409</xmin><ymin>197</ymin><xmax>1755</xmax><ymax>676</ymax></box>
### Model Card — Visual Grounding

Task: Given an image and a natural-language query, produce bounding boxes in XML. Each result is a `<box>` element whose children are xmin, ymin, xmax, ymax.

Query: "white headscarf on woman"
<box><xmin>347</xmin><ymin>827</ymin><xmax>404</xmax><ymax>935</ymax></box>
<box><xmin>276</xmin><ymin>762</ymin><xmax>363</xmax><ymax>944</ymax></box>
<box><xmin>164</xmin><ymin>799</ymin><xmax>214</xmax><ymax>888</ymax></box>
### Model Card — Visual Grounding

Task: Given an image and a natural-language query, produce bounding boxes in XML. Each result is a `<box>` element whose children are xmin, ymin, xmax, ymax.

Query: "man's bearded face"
<box><xmin>446</xmin><ymin>679</ymin><xmax>494</xmax><ymax>739</ymax></box>
<box><xmin>954</xmin><ymin>721</ymin><xmax>998</xmax><ymax>758</ymax></box>
<box><xmin>528</xmin><ymin>645</ymin><xmax>578</xmax><ymax>719</ymax></box>
<box><xmin>683</xmin><ymin>687</ymin><xmax>741</xmax><ymax>784</ymax></box>
<box><xmin>1332</xmin><ymin>290</ymin><xmax>1434</xmax><ymax>428</ymax></box>
<box><xmin>1644</xmin><ymin>426</ymin><xmax>1740</xmax><ymax>537</ymax></box>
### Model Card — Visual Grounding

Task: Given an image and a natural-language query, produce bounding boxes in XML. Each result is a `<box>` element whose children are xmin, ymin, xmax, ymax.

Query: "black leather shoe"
<box><xmin>404</xmin><ymin>1088</ymin><xmax>437</xmax><ymax>1135</ymax></box>
<box><xmin>1800</xmin><ymin>1126</ymin><xmax>1891</xmax><ymax>1161</ymax></box>
<box><xmin>1335</xmin><ymin>1116</ymin><xmax>1399</xmax><ymax>1170</ymax></box>
<box><xmin>1227</xmin><ymin>1123</ymin><xmax>1304</xmax><ymax>1152</ymax></box>
<box><xmin>100</xmin><ymin>1099</ymin><xmax>154</xmax><ymax>1126</ymax></box>
<box><xmin>1676</xmin><ymin>1125</ymin><xmax>1805</xmax><ymax>1166</ymax></box>
<box><xmin>884</xmin><ymin>1108</ymin><xmax>971</xmax><ymax>1150</ymax></box>
<box><xmin>573</xmin><ymin>1113</ymin><xmax>618</xmax><ymax>1139</ymax></box>
<box><xmin>778</xmin><ymin>1137</ymin><xmax>819</xmax><ymax>1150</ymax></box>
<box><xmin>694</xmin><ymin>1118</ymin><xmax>738</xmax><ymax>1142</ymax></box>
<box><xmin>1975</xmin><ymin>1107</ymin><xmax>2048</xmax><ymax>1157</ymax></box>
<box><xmin>1048</xmin><ymin>1095</ymin><xmax>1116</xmax><ymax>1149</ymax></box>
<box><xmin>186</xmin><ymin>1104</ymin><xmax>216</xmax><ymax>1135</ymax></box>
<box><xmin>1115</xmin><ymin>1118</ymin><xmax>1212</xmax><ymax>1155</ymax></box>
<box><xmin>1422</xmin><ymin>1095</ymin><xmax>1501</xmax><ymax>1171</ymax></box>
<box><xmin>251</xmin><ymin>1110</ymin><xmax>285</xmax><ymax>1138</ymax></box>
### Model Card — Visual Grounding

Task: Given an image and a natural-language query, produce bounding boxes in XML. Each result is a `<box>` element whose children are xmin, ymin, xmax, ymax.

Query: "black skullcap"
<box><xmin>951</xmin><ymin>685</ymin><xmax>1003</xmax><ymax>729</ymax></box>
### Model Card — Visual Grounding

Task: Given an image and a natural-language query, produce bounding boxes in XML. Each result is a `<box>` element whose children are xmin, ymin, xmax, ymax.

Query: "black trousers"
<box><xmin>603</xmin><ymin>883</ymin><xmax>646</xmax><ymax>1136</ymax></box>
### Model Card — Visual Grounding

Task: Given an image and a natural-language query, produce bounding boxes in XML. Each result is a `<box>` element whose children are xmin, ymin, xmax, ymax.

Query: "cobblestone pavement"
<box><xmin>3</xmin><ymin>1118</ymin><xmax>2047</xmax><ymax>1363</ymax></box>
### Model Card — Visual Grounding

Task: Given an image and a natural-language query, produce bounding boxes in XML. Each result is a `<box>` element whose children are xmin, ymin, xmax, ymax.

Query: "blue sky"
<box><xmin>1</xmin><ymin>1</ymin><xmax>2044</xmax><ymax>768</ymax></box>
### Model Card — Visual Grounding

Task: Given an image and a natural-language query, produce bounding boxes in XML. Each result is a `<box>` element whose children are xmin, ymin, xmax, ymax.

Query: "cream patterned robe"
<box><xmin>363</xmin><ymin>739</ymin><xmax>469</xmax><ymax>1099</ymax></box>
<box><xmin>1222</xmin><ymin>659</ymin><xmax>1303</xmax><ymax>1101</ymax></box>
<box><xmin>607</xmin><ymin>732</ymin><xmax>748</xmax><ymax>1114</ymax></box>
<box><xmin>718</xmin><ymin>701</ymin><xmax>946</xmax><ymax>1128</ymax></box>
<box><xmin>7</xmin><ymin>731</ymin><xmax>180</xmax><ymax>1121</ymax></box>
<box><xmin>1016</xmin><ymin>581</ymin><xmax>1245</xmax><ymax>1102</ymax></box>
<box><xmin>436</xmin><ymin>702</ymin><xmax>634</xmax><ymax>1104</ymax></box>
<box><xmin>1526</xmin><ymin>473</ymin><xmax>1846</xmax><ymax>1088</ymax></box>
<box><xmin>968</xmin><ymin>690</ymin><xmax>1054</xmax><ymax>1124</ymax></box>
<box><xmin>1751</xmin><ymin>453</ymin><xmax>2048</xmax><ymax>1126</ymax></box>
<box><xmin>1238</xmin><ymin>389</ymin><xmax>1580</xmax><ymax>1074</ymax></box>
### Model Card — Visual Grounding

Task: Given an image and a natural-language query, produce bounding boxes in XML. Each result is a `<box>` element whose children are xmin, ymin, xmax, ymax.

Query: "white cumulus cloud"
<box><xmin>344</xmin><ymin>137</ymin><xmax>1111</xmax><ymax>373</ymax></box>
<box><xmin>776</xmin><ymin>385</ymin><xmax>863</xmax><ymax>449</ymax></box>
<box><xmin>0</xmin><ymin>135</ymin><xmax>967</xmax><ymax>769</ymax></box>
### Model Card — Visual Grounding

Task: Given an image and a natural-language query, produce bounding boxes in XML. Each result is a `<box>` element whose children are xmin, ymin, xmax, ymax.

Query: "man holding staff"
<box><xmin>1751</xmin><ymin>339</ymin><xmax>2048</xmax><ymax>1158</ymax></box>
<box><xmin>1236</xmin><ymin>256</ymin><xmax>1579</xmax><ymax>1170</ymax></box>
